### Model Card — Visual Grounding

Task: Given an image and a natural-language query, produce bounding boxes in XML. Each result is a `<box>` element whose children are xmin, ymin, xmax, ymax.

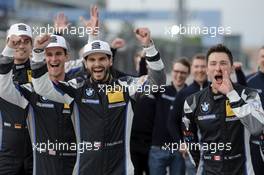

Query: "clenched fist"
<box><xmin>135</xmin><ymin>28</ymin><xmax>152</xmax><ymax>47</ymax></box>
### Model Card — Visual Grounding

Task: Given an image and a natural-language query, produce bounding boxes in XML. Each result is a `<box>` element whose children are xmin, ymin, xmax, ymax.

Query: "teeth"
<box><xmin>93</xmin><ymin>68</ymin><xmax>103</xmax><ymax>72</ymax></box>
<box><xmin>215</xmin><ymin>75</ymin><xmax>223</xmax><ymax>82</ymax></box>
<box><xmin>50</xmin><ymin>64</ymin><xmax>59</xmax><ymax>67</ymax></box>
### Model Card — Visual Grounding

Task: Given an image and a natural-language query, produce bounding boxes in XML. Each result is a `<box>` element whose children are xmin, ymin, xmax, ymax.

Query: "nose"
<box><xmin>94</xmin><ymin>59</ymin><xmax>101</xmax><ymax>66</ymax></box>
<box><xmin>49</xmin><ymin>54</ymin><xmax>58</xmax><ymax>62</ymax></box>
<box><xmin>215</xmin><ymin>63</ymin><xmax>221</xmax><ymax>71</ymax></box>
<box><xmin>176</xmin><ymin>72</ymin><xmax>183</xmax><ymax>80</ymax></box>
<box><xmin>18</xmin><ymin>42</ymin><xmax>25</xmax><ymax>48</ymax></box>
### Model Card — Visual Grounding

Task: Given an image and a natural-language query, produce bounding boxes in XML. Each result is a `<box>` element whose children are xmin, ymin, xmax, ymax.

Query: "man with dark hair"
<box><xmin>148</xmin><ymin>58</ymin><xmax>190</xmax><ymax>175</ymax></box>
<box><xmin>31</xmin><ymin>28</ymin><xmax>166</xmax><ymax>175</ymax></box>
<box><xmin>181</xmin><ymin>44</ymin><xmax>264</xmax><ymax>175</ymax></box>
<box><xmin>246</xmin><ymin>46</ymin><xmax>264</xmax><ymax>175</ymax></box>
<box><xmin>206</xmin><ymin>44</ymin><xmax>234</xmax><ymax>65</ymax></box>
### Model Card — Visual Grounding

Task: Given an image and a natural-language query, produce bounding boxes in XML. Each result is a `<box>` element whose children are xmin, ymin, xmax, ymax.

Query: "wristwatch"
<box><xmin>33</xmin><ymin>48</ymin><xmax>44</xmax><ymax>53</ymax></box>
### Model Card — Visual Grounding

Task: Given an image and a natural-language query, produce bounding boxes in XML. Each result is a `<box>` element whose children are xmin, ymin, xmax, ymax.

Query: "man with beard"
<box><xmin>0</xmin><ymin>23</ymin><xmax>33</xmax><ymax>175</ymax></box>
<box><xmin>31</xmin><ymin>27</ymin><xmax>166</xmax><ymax>175</ymax></box>
<box><xmin>181</xmin><ymin>44</ymin><xmax>264</xmax><ymax>175</ymax></box>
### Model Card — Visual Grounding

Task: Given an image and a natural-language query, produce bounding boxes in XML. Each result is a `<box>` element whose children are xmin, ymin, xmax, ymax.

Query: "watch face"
<box><xmin>34</xmin><ymin>48</ymin><xmax>44</xmax><ymax>53</ymax></box>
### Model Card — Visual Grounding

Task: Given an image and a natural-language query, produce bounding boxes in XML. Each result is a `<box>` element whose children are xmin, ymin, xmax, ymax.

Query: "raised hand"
<box><xmin>111</xmin><ymin>38</ymin><xmax>126</xmax><ymax>49</ymax></box>
<box><xmin>211</xmin><ymin>70</ymin><xmax>234</xmax><ymax>95</ymax></box>
<box><xmin>134</xmin><ymin>27</ymin><xmax>151</xmax><ymax>47</ymax></box>
<box><xmin>233</xmin><ymin>61</ymin><xmax>243</xmax><ymax>71</ymax></box>
<box><xmin>34</xmin><ymin>34</ymin><xmax>51</xmax><ymax>50</ymax></box>
<box><xmin>79</xmin><ymin>5</ymin><xmax>99</xmax><ymax>36</ymax></box>
<box><xmin>53</xmin><ymin>12</ymin><xmax>71</xmax><ymax>34</ymax></box>
<box><xmin>7</xmin><ymin>35</ymin><xmax>21</xmax><ymax>49</ymax></box>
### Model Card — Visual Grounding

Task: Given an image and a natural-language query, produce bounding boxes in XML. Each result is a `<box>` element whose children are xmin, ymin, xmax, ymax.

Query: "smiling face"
<box><xmin>207</xmin><ymin>52</ymin><xmax>233</xmax><ymax>86</ymax></box>
<box><xmin>13</xmin><ymin>35</ymin><xmax>32</xmax><ymax>63</ymax></box>
<box><xmin>171</xmin><ymin>62</ymin><xmax>190</xmax><ymax>88</ymax></box>
<box><xmin>84</xmin><ymin>52</ymin><xmax>113</xmax><ymax>81</ymax></box>
<box><xmin>45</xmin><ymin>47</ymin><xmax>68</xmax><ymax>81</ymax></box>
<box><xmin>191</xmin><ymin>58</ymin><xmax>207</xmax><ymax>85</ymax></box>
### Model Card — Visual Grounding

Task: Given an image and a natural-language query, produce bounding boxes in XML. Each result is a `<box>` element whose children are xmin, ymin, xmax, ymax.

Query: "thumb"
<box><xmin>223</xmin><ymin>70</ymin><xmax>229</xmax><ymax>80</ymax></box>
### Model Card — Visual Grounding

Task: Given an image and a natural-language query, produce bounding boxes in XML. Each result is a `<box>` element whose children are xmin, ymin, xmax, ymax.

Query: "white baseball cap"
<box><xmin>83</xmin><ymin>40</ymin><xmax>112</xmax><ymax>59</ymax></box>
<box><xmin>46</xmin><ymin>35</ymin><xmax>68</xmax><ymax>51</ymax></box>
<box><xmin>7</xmin><ymin>23</ymin><xmax>32</xmax><ymax>39</ymax></box>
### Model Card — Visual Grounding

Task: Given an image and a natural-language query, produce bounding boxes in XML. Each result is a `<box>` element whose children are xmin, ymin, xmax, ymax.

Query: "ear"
<box><xmin>109</xmin><ymin>57</ymin><xmax>113</xmax><ymax>66</ymax></box>
<box><xmin>83</xmin><ymin>59</ymin><xmax>88</xmax><ymax>68</ymax></box>
<box><xmin>65</xmin><ymin>53</ymin><xmax>70</xmax><ymax>61</ymax></box>
<box><xmin>206</xmin><ymin>67</ymin><xmax>209</xmax><ymax>76</ymax></box>
<box><xmin>230</xmin><ymin>64</ymin><xmax>235</xmax><ymax>74</ymax></box>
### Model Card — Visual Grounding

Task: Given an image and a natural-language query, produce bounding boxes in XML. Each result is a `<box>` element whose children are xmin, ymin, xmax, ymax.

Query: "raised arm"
<box><xmin>0</xmin><ymin>35</ymin><xmax>28</xmax><ymax>108</ymax></box>
<box><xmin>213</xmin><ymin>70</ymin><xmax>264</xmax><ymax>135</ymax></box>
<box><xmin>80</xmin><ymin>5</ymin><xmax>99</xmax><ymax>43</ymax></box>
<box><xmin>119</xmin><ymin>28</ymin><xmax>166</xmax><ymax>98</ymax></box>
<box><xmin>31</xmin><ymin>34</ymin><xmax>74</xmax><ymax>104</ymax></box>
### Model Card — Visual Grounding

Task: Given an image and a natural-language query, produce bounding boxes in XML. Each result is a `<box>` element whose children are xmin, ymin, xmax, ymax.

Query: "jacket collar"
<box><xmin>14</xmin><ymin>59</ymin><xmax>30</xmax><ymax>70</ymax></box>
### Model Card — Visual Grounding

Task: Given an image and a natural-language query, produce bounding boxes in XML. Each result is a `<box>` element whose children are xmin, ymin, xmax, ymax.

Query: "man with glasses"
<box><xmin>149</xmin><ymin>58</ymin><xmax>190</xmax><ymax>175</ymax></box>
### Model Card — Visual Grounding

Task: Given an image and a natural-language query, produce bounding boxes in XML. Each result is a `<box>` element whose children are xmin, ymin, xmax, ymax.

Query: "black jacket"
<box><xmin>0</xmin><ymin>56</ymin><xmax>32</xmax><ymax>173</ymax></box>
<box><xmin>247</xmin><ymin>71</ymin><xmax>264</xmax><ymax>150</ymax></box>
<box><xmin>183</xmin><ymin>84</ymin><xmax>264</xmax><ymax>174</ymax></box>
<box><xmin>151</xmin><ymin>84</ymin><xmax>186</xmax><ymax>146</ymax></box>
<box><xmin>31</xmin><ymin>44</ymin><xmax>166</xmax><ymax>175</ymax></box>
<box><xmin>0</xmin><ymin>48</ymin><xmax>78</xmax><ymax>175</ymax></box>
<box><xmin>168</xmin><ymin>80</ymin><xmax>209</xmax><ymax>143</ymax></box>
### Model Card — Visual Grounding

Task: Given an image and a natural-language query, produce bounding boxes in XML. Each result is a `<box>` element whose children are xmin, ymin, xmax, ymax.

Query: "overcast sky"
<box><xmin>188</xmin><ymin>0</ymin><xmax>263</xmax><ymax>48</ymax></box>
<box><xmin>108</xmin><ymin>0</ymin><xmax>263</xmax><ymax>48</ymax></box>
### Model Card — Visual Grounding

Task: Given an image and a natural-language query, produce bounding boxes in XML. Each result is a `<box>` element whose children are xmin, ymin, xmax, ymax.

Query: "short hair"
<box><xmin>258</xmin><ymin>46</ymin><xmax>264</xmax><ymax>51</ymax></box>
<box><xmin>63</xmin><ymin>48</ymin><xmax>67</xmax><ymax>55</ymax></box>
<box><xmin>172</xmin><ymin>57</ymin><xmax>191</xmax><ymax>74</ymax></box>
<box><xmin>191</xmin><ymin>53</ymin><xmax>206</xmax><ymax>63</ymax></box>
<box><xmin>206</xmin><ymin>44</ymin><xmax>233</xmax><ymax>65</ymax></box>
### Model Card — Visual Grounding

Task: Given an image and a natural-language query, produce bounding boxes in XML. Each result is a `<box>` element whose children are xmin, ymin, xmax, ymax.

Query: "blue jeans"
<box><xmin>148</xmin><ymin>146</ymin><xmax>185</xmax><ymax>175</ymax></box>
<box><xmin>185</xmin><ymin>155</ymin><xmax>197</xmax><ymax>175</ymax></box>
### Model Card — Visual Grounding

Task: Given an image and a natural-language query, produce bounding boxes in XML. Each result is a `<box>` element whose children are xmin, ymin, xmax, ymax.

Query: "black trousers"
<box><xmin>0</xmin><ymin>153</ymin><xmax>33</xmax><ymax>175</ymax></box>
<box><xmin>131</xmin><ymin>151</ymin><xmax>149</xmax><ymax>175</ymax></box>
<box><xmin>250</xmin><ymin>142</ymin><xmax>264</xmax><ymax>175</ymax></box>
<box><xmin>35</xmin><ymin>153</ymin><xmax>76</xmax><ymax>175</ymax></box>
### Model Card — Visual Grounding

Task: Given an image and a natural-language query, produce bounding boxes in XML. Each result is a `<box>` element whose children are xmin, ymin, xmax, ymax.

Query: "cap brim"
<box><xmin>46</xmin><ymin>43</ymin><xmax>68</xmax><ymax>50</ymax></box>
<box><xmin>83</xmin><ymin>50</ymin><xmax>112</xmax><ymax>58</ymax></box>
